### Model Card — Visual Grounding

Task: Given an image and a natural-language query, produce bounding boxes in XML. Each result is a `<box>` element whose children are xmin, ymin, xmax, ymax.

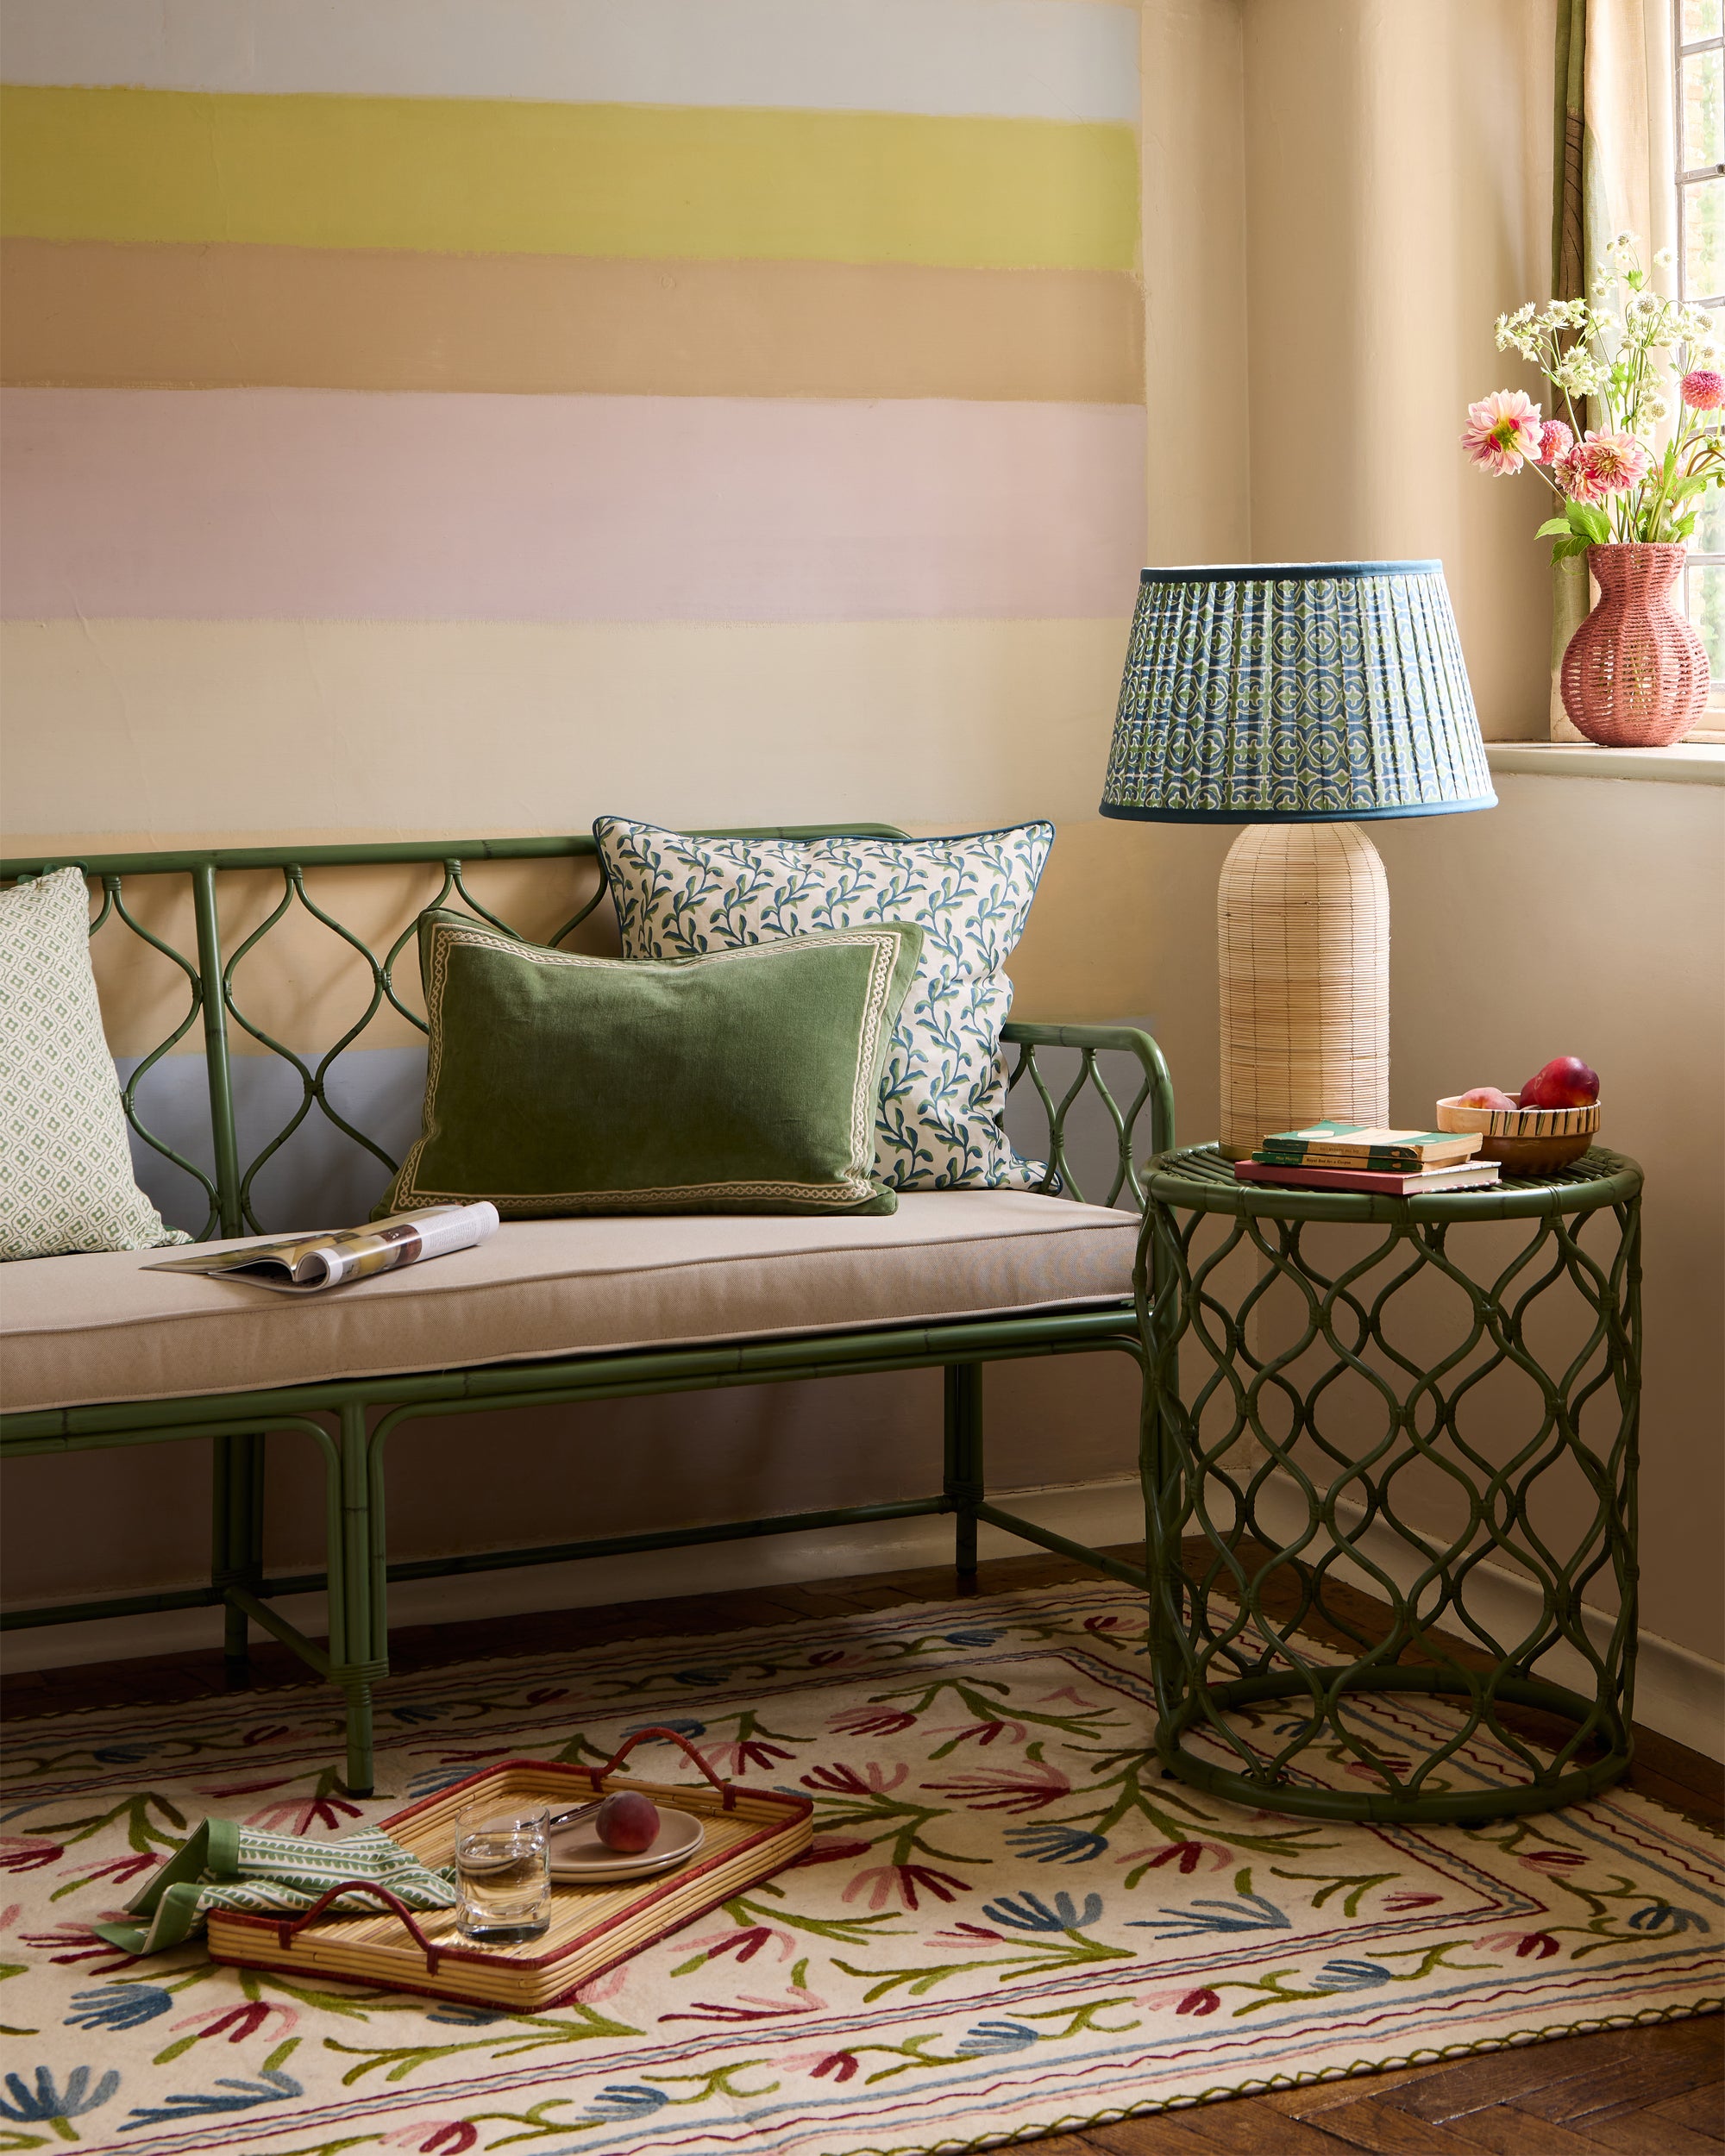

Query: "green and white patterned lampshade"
<box><xmin>1099</xmin><ymin>561</ymin><xmax>1496</xmax><ymax>823</ymax></box>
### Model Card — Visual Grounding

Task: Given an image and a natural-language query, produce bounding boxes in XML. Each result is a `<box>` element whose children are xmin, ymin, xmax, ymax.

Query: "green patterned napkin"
<box><xmin>93</xmin><ymin>1820</ymin><xmax>456</xmax><ymax>1955</ymax></box>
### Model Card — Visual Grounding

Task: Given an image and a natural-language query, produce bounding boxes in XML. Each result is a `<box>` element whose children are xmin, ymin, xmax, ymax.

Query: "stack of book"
<box><xmin>1234</xmin><ymin>1122</ymin><xmax>1501</xmax><ymax>1196</ymax></box>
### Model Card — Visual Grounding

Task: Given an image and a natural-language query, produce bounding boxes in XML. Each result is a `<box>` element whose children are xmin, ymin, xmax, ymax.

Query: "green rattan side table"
<box><xmin>1137</xmin><ymin>1144</ymin><xmax>1643</xmax><ymax>1825</ymax></box>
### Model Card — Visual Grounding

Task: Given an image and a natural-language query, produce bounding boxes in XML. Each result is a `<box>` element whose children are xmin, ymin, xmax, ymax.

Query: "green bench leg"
<box><xmin>326</xmin><ymin>1402</ymin><xmax>388</xmax><ymax>1796</ymax></box>
<box><xmin>944</xmin><ymin>1363</ymin><xmax>985</xmax><ymax>1589</ymax></box>
<box><xmin>212</xmin><ymin>1432</ymin><xmax>266</xmax><ymax>1687</ymax></box>
<box><xmin>339</xmin><ymin>1674</ymin><xmax>377</xmax><ymax>1801</ymax></box>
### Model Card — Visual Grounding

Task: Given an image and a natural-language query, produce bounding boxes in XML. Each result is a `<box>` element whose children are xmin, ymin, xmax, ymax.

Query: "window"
<box><xmin>1677</xmin><ymin>1</ymin><xmax>1725</xmax><ymax>721</ymax></box>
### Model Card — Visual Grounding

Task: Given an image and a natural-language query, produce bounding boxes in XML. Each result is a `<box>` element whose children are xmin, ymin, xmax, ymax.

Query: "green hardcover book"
<box><xmin>1256</xmin><ymin>1122</ymin><xmax>1482</xmax><ymax>1169</ymax></box>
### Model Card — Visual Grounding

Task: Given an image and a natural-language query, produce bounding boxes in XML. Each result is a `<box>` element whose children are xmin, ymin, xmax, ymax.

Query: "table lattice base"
<box><xmin>1154</xmin><ymin>1665</ymin><xmax>1630</xmax><ymax>1826</ymax></box>
<box><xmin>1140</xmin><ymin>1146</ymin><xmax>1643</xmax><ymax>1825</ymax></box>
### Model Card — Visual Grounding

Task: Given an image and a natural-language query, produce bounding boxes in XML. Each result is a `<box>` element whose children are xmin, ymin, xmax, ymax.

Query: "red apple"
<box><xmin>1455</xmin><ymin>1087</ymin><xmax>1520</xmax><ymax>1112</ymax></box>
<box><xmin>595</xmin><ymin>1789</ymin><xmax>660</xmax><ymax>1854</ymax></box>
<box><xmin>1517</xmin><ymin>1056</ymin><xmax>1600</xmax><ymax>1110</ymax></box>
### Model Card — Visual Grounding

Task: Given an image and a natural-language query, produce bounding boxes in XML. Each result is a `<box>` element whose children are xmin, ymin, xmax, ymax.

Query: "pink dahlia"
<box><xmin>1553</xmin><ymin>448</ymin><xmax>1606</xmax><ymax>504</ymax></box>
<box><xmin>1537</xmin><ymin>419</ymin><xmax>1574</xmax><ymax>464</ymax></box>
<box><xmin>1682</xmin><ymin>367</ymin><xmax>1725</xmax><ymax>411</ymax></box>
<box><xmin>1557</xmin><ymin>429</ymin><xmax>1651</xmax><ymax>503</ymax></box>
<box><xmin>1581</xmin><ymin>430</ymin><xmax>1651</xmax><ymax>488</ymax></box>
<box><xmin>1462</xmin><ymin>390</ymin><xmax>1542</xmax><ymax>474</ymax></box>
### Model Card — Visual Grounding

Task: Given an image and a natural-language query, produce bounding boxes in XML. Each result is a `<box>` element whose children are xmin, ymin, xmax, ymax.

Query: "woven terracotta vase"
<box><xmin>1559</xmin><ymin>542</ymin><xmax>1709</xmax><ymax>747</ymax></box>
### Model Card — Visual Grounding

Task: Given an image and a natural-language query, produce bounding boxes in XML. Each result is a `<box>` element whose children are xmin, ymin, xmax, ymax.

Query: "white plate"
<box><xmin>549</xmin><ymin>1804</ymin><xmax>705</xmax><ymax>1883</ymax></box>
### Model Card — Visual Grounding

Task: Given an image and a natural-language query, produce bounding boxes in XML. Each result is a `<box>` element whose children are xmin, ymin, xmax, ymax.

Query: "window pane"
<box><xmin>1684</xmin><ymin>49</ymin><xmax>1725</xmax><ymax>170</ymax></box>
<box><xmin>1684</xmin><ymin>175</ymin><xmax>1725</xmax><ymax>295</ymax></box>
<box><xmin>1686</xmin><ymin>562</ymin><xmax>1725</xmax><ymax>689</ymax></box>
<box><xmin>1691</xmin><ymin>485</ymin><xmax>1725</xmax><ymax>554</ymax></box>
<box><xmin>1683</xmin><ymin>0</ymin><xmax>1722</xmax><ymax>41</ymax></box>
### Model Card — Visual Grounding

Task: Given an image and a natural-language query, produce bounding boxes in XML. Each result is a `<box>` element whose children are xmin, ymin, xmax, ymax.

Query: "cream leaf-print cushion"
<box><xmin>595</xmin><ymin>818</ymin><xmax>1054</xmax><ymax>1191</ymax></box>
<box><xmin>0</xmin><ymin>868</ymin><xmax>191</xmax><ymax>1261</ymax></box>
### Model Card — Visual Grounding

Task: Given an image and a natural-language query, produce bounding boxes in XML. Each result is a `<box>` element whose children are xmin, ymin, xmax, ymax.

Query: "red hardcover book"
<box><xmin>1233</xmin><ymin>1159</ymin><xmax>1502</xmax><ymax>1196</ymax></box>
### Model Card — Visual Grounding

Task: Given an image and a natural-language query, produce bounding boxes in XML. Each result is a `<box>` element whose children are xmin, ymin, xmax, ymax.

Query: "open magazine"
<box><xmin>147</xmin><ymin>1203</ymin><xmax>499</xmax><ymax>1294</ymax></box>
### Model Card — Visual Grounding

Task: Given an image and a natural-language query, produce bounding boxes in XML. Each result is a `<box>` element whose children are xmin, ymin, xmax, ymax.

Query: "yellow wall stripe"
<box><xmin>0</xmin><ymin>87</ymin><xmax>1138</xmax><ymax>272</ymax></box>
<box><xmin>0</xmin><ymin>241</ymin><xmax>1145</xmax><ymax>403</ymax></box>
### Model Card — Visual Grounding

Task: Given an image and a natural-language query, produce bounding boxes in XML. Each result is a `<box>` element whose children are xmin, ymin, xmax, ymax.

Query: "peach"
<box><xmin>1517</xmin><ymin>1056</ymin><xmax>1600</xmax><ymax>1110</ymax></box>
<box><xmin>595</xmin><ymin>1789</ymin><xmax>661</xmax><ymax>1854</ymax></box>
<box><xmin>1456</xmin><ymin>1087</ymin><xmax>1520</xmax><ymax>1111</ymax></box>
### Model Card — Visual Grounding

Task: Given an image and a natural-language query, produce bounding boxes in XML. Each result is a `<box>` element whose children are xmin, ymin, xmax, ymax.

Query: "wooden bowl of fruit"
<box><xmin>1437</xmin><ymin>1057</ymin><xmax>1600</xmax><ymax>1174</ymax></box>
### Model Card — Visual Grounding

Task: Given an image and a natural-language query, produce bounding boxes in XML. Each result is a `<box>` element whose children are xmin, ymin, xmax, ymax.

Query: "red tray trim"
<box><xmin>210</xmin><ymin>1754</ymin><xmax>812</xmax><ymax>1977</ymax></box>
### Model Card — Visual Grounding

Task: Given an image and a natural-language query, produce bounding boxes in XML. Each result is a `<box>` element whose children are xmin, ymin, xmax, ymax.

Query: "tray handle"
<box><xmin>584</xmin><ymin>1724</ymin><xmax>737</xmax><ymax>1810</ymax></box>
<box><xmin>272</xmin><ymin>1881</ymin><xmax>446</xmax><ymax>1971</ymax></box>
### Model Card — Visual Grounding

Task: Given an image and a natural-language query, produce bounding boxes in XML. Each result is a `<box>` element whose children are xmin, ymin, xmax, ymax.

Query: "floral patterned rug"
<box><xmin>2</xmin><ymin>1583</ymin><xmax>1719</xmax><ymax>2155</ymax></box>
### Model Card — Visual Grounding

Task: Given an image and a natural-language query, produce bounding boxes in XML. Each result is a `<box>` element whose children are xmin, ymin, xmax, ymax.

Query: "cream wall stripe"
<box><xmin>0</xmin><ymin>0</ymin><xmax>1141</xmax><ymax>122</ymax></box>
<box><xmin>2</xmin><ymin>389</ymin><xmax>1147</xmax><ymax>623</ymax></box>
<box><xmin>0</xmin><ymin>618</ymin><xmax>1132</xmax><ymax>843</ymax></box>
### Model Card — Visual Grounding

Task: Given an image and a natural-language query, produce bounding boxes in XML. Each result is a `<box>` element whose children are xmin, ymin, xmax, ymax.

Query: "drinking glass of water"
<box><xmin>455</xmin><ymin>1801</ymin><xmax>551</xmax><ymax>1943</ymax></box>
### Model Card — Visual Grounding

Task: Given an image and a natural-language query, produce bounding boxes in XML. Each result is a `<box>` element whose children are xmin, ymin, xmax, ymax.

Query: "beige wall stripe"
<box><xmin>0</xmin><ymin>241</ymin><xmax>1144</xmax><ymax>404</ymax></box>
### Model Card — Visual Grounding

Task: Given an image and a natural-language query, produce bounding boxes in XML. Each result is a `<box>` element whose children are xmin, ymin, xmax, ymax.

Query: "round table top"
<box><xmin>1144</xmin><ymin>1144</ymin><xmax>1642</xmax><ymax>1224</ymax></box>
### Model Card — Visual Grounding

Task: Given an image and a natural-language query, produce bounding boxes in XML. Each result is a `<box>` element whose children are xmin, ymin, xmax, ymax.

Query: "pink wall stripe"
<box><xmin>1</xmin><ymin>389</ymin><xmax>1145</xmax><ymax>622</ymax></box>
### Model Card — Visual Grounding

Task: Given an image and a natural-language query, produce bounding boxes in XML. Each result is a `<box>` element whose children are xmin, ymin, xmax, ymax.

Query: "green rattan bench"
<box><xmin>0</xmin><ymin>829</ymin><xmax>1174</xmax><ymax>1794</ymax></box>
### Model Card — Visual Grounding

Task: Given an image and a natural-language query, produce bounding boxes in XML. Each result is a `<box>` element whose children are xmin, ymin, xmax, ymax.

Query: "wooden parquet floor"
<box><xmin>4</xmin><ymin>1541</ymin><xmax>1721</xmax><ymax>2151</ymax></box>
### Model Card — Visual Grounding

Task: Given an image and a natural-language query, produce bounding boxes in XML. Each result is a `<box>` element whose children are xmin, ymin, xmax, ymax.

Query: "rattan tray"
<box><xmin>206</xmin><ymin>1727</ymin><xmax>813</xmax><ymax>2009</ymax></box>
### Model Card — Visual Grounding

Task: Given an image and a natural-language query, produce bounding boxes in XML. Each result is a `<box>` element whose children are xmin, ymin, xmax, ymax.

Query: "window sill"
<box><xmin>1485</xmin><ymin>740</ymin><xmax>1725</xmax><ymax>786</ymax></box>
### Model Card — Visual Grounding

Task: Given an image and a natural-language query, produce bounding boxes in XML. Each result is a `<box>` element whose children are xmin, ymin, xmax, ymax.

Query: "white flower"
<box><xmin>1551</xmin><ymin>348</ymin><xmax>1609</xmax><ymax>398</ymax></box>
<box><xmin>1490</xmin><ymin>304</ymin><xmax>1545</xmax><ymax>360</ymax></box>
<box><xmin>1654</xmin><ymin>247</ymin><xmax>1675</xmax><ymax>267</ymax></box>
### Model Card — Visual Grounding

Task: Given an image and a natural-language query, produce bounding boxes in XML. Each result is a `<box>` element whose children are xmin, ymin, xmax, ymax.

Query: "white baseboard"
<box><xmin>9</xmin><ymin>1473</ymin><xmax>1719</xmax><ymax>1766</ymax></box>
<box><xmin>0</xmin><ymin>1476</ymin><xmax>1147</xmax><ymax>1677</ymax></box>
<box><xmin>1248</xmin><ymin>1475</ymin><xmax>1725</xmax><ymax>1763</ymax></box>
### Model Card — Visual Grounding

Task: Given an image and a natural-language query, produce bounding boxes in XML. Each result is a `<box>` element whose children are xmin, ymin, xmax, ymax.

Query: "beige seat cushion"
<box><xmin>0</xmin><ymin>1192</ymin><xmax>1138</xmax><ymax>1413</ymax></box>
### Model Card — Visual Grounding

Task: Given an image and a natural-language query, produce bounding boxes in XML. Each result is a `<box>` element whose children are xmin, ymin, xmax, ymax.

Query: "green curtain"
<box><xmin>1550</xmin><ymin>0</ymin><xmax>1591</xmax><ymax>733</ymax></box>
<box><xmin>1547</xmin><ymin>1</ymin><xmax>1682</xmax><ymax>731</ymax></box>
<box><xmin>1554</xmin><ymin>0</ymin><xmax>1588</xmax><ymax>305</ymax></box>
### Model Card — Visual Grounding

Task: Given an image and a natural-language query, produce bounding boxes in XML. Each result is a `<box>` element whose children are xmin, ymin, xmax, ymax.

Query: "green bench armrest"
<box><xmin>1000</xmin><ymin>1020</ymin><xmax>1176</xmax><ymax>1213</ymax></box>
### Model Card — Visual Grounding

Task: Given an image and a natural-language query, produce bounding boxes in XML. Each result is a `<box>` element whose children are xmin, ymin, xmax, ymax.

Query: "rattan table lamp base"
<box><xmin>1217</xmin><ymin>820</ymin><xmax>1389</xmax><ymax>1159</ymax></box>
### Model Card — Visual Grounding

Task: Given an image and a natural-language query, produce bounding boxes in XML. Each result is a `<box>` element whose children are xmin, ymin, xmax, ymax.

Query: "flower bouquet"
<box><xmin>1464</xmin><ymin>234</ymin><xmax>1722</xmax><ymax>744</ymax></box>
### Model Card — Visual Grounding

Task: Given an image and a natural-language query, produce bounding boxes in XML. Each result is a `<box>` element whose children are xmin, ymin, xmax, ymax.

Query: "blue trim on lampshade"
<box><xmin>1099</xmin><ymin>560</ymin><xmax>1496</xmax><ymax>823</ymax></box>
<box><xmin>1099</xmin><ymin>795</ymin><xmax>1498</xmax><ymax>824</ymax></box>
<box><xmin>1138</xmin><ymin>561</ymin><xmax>1443</xmax><ymax>585</ymax></box>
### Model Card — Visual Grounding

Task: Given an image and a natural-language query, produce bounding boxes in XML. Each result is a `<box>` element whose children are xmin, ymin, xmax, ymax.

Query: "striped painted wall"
<box><xmin>0</xmin><ymin>0</ymin><xmax>1147</xmax><ymax>840</ymax></box>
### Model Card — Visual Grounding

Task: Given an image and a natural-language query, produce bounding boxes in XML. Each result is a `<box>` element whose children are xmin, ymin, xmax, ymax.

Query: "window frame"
<box><xmin>1675</xmin><ymin>0</ymin><xmax>1725</xmax><ymax>725</ymax></box>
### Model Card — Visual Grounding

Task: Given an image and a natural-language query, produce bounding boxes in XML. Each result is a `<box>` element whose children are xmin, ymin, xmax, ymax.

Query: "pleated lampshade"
<box><xmin>1099</xmin><ymin>562</ymin><xmax>1495</xmax><ymax>1155</ymax></box>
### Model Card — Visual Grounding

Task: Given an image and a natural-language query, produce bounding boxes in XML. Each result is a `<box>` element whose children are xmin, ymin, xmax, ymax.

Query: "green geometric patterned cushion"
<box><xmin>0</xmin><ymin>868</ymin><xmax>191</xmax><ymax>1261</ymax></box>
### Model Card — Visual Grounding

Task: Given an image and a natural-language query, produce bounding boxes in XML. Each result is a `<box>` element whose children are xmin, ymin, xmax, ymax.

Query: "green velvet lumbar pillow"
<box><xmin>384</xmin><ymin>911</ymin><xmax>924</xmax><ymax>1217</ymax></box>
